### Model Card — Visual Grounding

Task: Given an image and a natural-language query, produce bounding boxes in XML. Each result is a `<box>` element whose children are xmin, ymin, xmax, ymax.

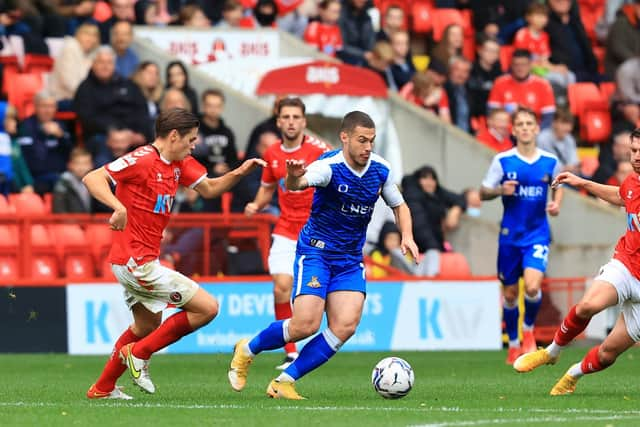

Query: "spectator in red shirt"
<box><xmin>400</xmin><ymin>72</ymin><xmax>451</xmax><ymax>123</ymax></box>
<box><xmin>487</xmin><ymin>49</ymin><xmax>556</xmax><ymax>129</ymax></box>
<box><xmin>476</xmin><ymin>108</ymin><xmax>512</xmax><ymax>152</ymax></box>
<box><xmin>514</xmin><ymin>3</ymin><xmax>575</xmax><ymax>88</ymax></box>
<box><xmin>303</xmin><ymin>0</ymin><xmax>343</xmax><ymax>57</ymax></box>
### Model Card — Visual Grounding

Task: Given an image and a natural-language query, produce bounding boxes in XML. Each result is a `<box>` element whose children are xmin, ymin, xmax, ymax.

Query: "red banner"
<box><xmin>255</xmin><ymin>61</ymin><xmax>388</xmax><ymax>98</ymax></box>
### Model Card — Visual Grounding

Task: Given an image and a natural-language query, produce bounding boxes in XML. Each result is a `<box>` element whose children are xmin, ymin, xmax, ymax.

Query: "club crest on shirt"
<box><xmin>306</xmin><ymin>276</ymin><xmax>321</xmax><ymax>288</ymax></box>
<box><xmin>174</xmin><ymin>168</ymin><xmax>181</xmax><ymax>182</ymax></box>
<box><xmin>541</xmin><ymin>174</ymin><xmax>550</xmax><ymax>183</ymax></box>
<box><xmin>507</xmin><ymin>171</ymin><xmax>517</xmax><ymax>180</ymax></box>
<box><xmin>628</xmin><ymin>190</ymin><xmax>633</xmax><ymax>199</ymax></box>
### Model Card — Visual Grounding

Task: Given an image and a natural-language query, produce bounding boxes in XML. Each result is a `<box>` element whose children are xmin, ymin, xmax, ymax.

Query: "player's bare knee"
<box><xmin>332</xmin><ymin>324</ymin><xmax>357</xmax><ymax>342</ymax></box>
<box><xmin>202</xmin><ymin>298</ymin><xmax>219</xmax><ymax>323</ymax></box>
<box><xmin>273</xmin><ymin>284</ymin><xmax>291</xmax><ymax>302</ymax></box>
<box><xmin>290</xmin><ymin>318</ymin><xmax>320</xmax><ymax>339</ymax></box>
<box><xmin>575</xmin><ymin>301</ymin><xmax>598</xmax><ymax>318</ymax></box>
<box><xmin>597</xmin><ymin>346</ymin><xmax>618</xmax><ymax>367</ymax></box>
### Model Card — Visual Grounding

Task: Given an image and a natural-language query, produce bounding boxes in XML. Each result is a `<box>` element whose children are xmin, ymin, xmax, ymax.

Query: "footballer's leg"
<box><xmin>515</xmin><ymin>277</ymin><xmax>619</xmax><ymax>373</ymax></box>
<box><xmin>522</xmin><ymin>267</ymin><xmax>545</xmax><ymax>354</ymax></box>
<box><xmin>499</xmin><ymin>244</ymin><xmax>523</xmax><ymax>364</ymax></box>
<box><xmin>273</xmin><ymin>273</ymin><xmax>298</xmax><ymax>370</ymax></box>
<box><xmin>551</xmin><ymin>313</ymin><xmax>635</xmax><ymax>395</ymax></box>
<box><xmin>269</xmin><ymin>236</ymin><xmax>299</xmax><ymax>369</ymax></box>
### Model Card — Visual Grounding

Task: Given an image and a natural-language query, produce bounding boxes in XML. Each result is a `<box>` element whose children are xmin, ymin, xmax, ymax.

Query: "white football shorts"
<box><xmin>112</xmin><ymin>258</ymin><xmax>199</xmax><ymax>314</ymax></box>
<box><xmin>595</xmin><ymin>258</ymin><xmax>640</xmax><ymax>342</ymax></box>
<box><xmin>267</xmin><ymin>234</ymin><xmax>297</xmax><ymax>276</ymax></box>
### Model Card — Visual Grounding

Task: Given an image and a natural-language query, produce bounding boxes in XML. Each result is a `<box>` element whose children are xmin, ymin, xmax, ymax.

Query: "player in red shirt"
<box><xmin>487</xmin><ymin>49</ymin><xmax>556</xmax><ymax>129</ymax></box>
<box><xmin>244</xmin><ymin>97</ymin><xmax>329</xmax><ymax>370</ymax></box>
<box><xmin>303</xmin><ymin>0</ymin><xmax>343</xmax><ymax>57</ymax></box>
<box><xmin>514</xmin><ymin>128</ymin><xmax>640</xmax><ymax>395</ymax></box>
<box><xmin>84</xmin><ymin>109</ymin><xmax>265</xmax><ymax>399</ymax></box>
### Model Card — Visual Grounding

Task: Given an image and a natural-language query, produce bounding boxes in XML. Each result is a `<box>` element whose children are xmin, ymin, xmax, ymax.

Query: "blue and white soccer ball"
<box><xmin>371</xmin><ymin>356</ymin><xmax>414</xmax><ymax>399</ymax></box>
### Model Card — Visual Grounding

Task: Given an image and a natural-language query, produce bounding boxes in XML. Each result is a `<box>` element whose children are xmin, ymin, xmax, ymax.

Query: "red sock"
<box><xmin>581</xmin><ymin>345</ymin><xmax>608</xmax><ymax>374</ymax></box>
<box><xmin>275</xmin><ymin>302</ymin><xmax>297</xmax><ymax>354</ymax></box>
<box><xmin>133</xmin><ymin>311</ymin><xmax>193</xmax><ymax>360</ymax></box>
<box><xmin>95</xmin><ymin>327</ymin><xmax>140</xmax><ymax>392</ymax></box>
<box><xmin>554</xmin><ymin>306</ymin><xmax>590</xmax><ymax>346</ymax></box>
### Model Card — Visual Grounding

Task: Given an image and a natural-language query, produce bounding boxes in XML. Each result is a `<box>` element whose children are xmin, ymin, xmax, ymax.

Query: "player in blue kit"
<box><xmin>480</xmin><ymin>107</ymin><xmax>563</xmax><ymax>365</ymax></box>
<box><xmin>227</xmin><ymin>111</ymin><xmax>419</xmax><ymax>399</ymax></box>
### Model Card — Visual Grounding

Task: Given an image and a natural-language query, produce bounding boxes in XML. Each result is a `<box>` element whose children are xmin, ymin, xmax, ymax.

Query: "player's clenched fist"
<box><xmin>110</xmin><ymin>208</ymin><xmax>127</xmax><ymax>231</ymax></box>
<box><xmin>285</xmin><ymin>159</ymin><xmax>306</xmax><ymax>177</ymax></box>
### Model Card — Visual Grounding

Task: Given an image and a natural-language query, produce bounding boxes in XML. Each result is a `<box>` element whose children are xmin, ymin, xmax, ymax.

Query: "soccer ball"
<box><xmin>371</xmin><ymin>357</ymin><xmax>414</xmax><ymax>399</ymax></box>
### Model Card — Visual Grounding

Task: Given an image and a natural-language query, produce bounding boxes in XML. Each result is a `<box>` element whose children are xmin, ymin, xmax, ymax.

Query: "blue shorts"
<box><xmin>292</xmin><ymin>252</ymin><xmax>366</xmax><ymax>300</ymax></box>
<box><xmin>497</xmin><ymin>243</ymin><xmax>549</xmax><ymax>286</ymax></box>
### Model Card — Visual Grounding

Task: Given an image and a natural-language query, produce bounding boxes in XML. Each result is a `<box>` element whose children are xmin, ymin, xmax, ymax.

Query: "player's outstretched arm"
<box><xmin>82</xmin><ymin>167</ymin><xmax>127</xmax><ymax>231</ymax></box>
<box><xmin>195</xmin><ymin>158</ymin><xmax>266</xmax><ymax>199</ymax></box>
<box><xmin>393</xmin><ymin>203</ymin><xmax>420</xmax><ymax>262</ymax></box>
<box><xmin>285</xmin><ymin>159</ymin><xmax>309</xmax><ymax>191</ymax></box>
<box><xmin>552</xmin><ymin>171</ymin><xmax>624</xmax><ymax>206</ymax></box>
<box><xmin>245</xmin><ymin>185</ymin><xmax>276</xmax><ymax>216</ymax></box>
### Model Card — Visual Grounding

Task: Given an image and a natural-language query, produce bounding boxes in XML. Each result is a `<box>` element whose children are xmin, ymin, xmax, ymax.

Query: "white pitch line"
<box><xmin>2</xmin><ymin>402</ymin><xmax>640</xmax><ymax>418</ymax></box>
<box><xmin>412</xmin><ymin>414</ymin><xmax>640</xmax><ymax>427</ymax></box>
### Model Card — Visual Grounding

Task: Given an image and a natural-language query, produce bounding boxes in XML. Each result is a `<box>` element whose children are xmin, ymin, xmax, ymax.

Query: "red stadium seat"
<box><xmin>22</xmin><ymin>54</ymin><xmax>54</xmax><ymax>75</ymax></box>
<box><xmin>5</xmin><ymin>72</ymin><xmax>44</xmax><ymax>119</ymax></box>
<box><xmin>0</xmin><ymin>194</ymin><xmax>13</xmax><ymax>213</ymax></box>
<box><xmin>438</xmin><ymin>252</ymin><xmax>471</xmax><ymax>278</ymax></box>
<box><xmin>567</xmin><ymin>82</ymin><xmax>607</xmax><ymax>118</ymax></box>
<box><xmin>580</xmin><ymin>110</ymin><xmax>611</xmax><ymax>143</ymax></box>
<box><xmin>431</xmin><ymin>9</ymin><xmax>464</xmax><ymax>42</ymax></box>
<box><xmin>92</xmin><ymin>1</ymin><xmax>113</xmax><ymax>22</ymax></box>
<box><xmin>580</xmin><ymin>155</ymin><xmax>599</xmax><ymax>177</ymax></box>
<box><xmin>462</xmin><ymin>36</ymin><xmax>475</xmax><ymax>61</ymax></box>
<box><xmin>101</xmin><ymin>258</ymin><xmax>116</xmax><ymax>279</ymax></box>
<box><xmin>64</xmin><ymin>255</ymin><xmax>94</xmax><ymax>280</ymax></box>
<box><xmin>0</xmin><ymin>224</ymin><xmax>18</xmax><ymax>252</ymax></box>
<box><xmin>85</xmin><ymin>223</ymin><xmax>112</xmax><ymax>264</ymax></box>
<box><xmin>599</xmin><ymin>81</ymin><xmax>616</xmax><ymax>101</ymax></box>
<box><xmin>30</xmin><ymin>256</ymin><xmax>58</xmax><ymax>280</ymax></box>
<box><xmin>411</xmin><ymin>1</ymin><xmax>432</xmax><ymax>33</ymax></box>
<box><xmin>9</xmin><ymin>192</ymin><xmax>46</xmax><ymax>215</ymax></box>
<box><xmin>0</xmin><ymin>55</ymin><xmax>21</xmax><ymax>89</ymax></box>
<box><xmin>30</xmin><ymin>224</ymin><xmax>54</xmax><ymax>250</ymax></box>
<box><xmin>0</xmin><ymin>256</ymin><xmax>18</xmax><ymax>281</ymax></box>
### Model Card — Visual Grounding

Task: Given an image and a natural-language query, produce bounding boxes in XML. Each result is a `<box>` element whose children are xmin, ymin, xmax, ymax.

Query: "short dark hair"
<box><xmin>526</xmin><ymin>3</ymin><xmax>548</xmax><ymax>16</ymax></box>
<box><xmin>553</xmin><ymin>108</ymin><xmax>573</xmax><ymax>123</ymax></box>
<box><xmin>340</xmin><ymin>111</ymin><xmax>375</xmax><ymax>133</ymax></box>
<box><xmin>155</xmin><ymin>108</ymin><xmax>199</xmax><ymax>137</ymax></box>
<box><xmin>512</xmin><ymin>49</ymin><xmax>532</xmax><ymax>60</ymax></box>
<box><xmin>202</xmin><ymin>88</ymin><xmax>225</xmax><ymax>103</ymax></box>
<box><xmin>276</xmin><ymin>97</ymin><xmax>306</xmax><ymax>115</ymax></box>
<box><xmin>631</xmin><ymin>128</ymin><xmax>640</xmax><ymax>141</ymax></box>
<box><xmin>511</xmin><ymin>106</ymin><xmax>537</xmax><ymax>124</ymax></box>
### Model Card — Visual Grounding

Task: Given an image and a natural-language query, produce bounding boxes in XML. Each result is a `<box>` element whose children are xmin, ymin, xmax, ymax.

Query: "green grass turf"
<box><xmin>1</xmin><ymin>349</ymin><xmax>640</xmax><ymax>426</ymax></box>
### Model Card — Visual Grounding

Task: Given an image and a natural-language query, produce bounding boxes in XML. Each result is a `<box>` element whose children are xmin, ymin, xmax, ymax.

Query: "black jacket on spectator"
<box><xmin>73</xmin><ymin>71</ymin><xmax>152</xmax><ymax>140</ymax></box>
<box><xmin>192</xmin><ymin>117</ymin><xmax>239</xmax><ymax>212</ymax></box>
<box><xmin>245</xmin><ymin>115</ymin><xmax>280</xmax><ymax>159</ymax></box>
<box><xmin>52</xmin><ymin>171</ymin><xmax>92</xmax><ymax>213</ymax></box>
<box><xmin>545</xmin><ymin>5</ymin><xmax>599</xmax><ymax>82</ymax></box>
<box><xmin>337</xmin><ymin>1</ymin><xmax>376</xmax><ymax>66</ymax></box>
<box><xmin>444</xmin><ymin>81</ymin><xmax>472</xmax><ymax>133</ymax></box>
<box><xmin>390</xmin><ymin>62</ymin><xmax>416</xmax><ymax>90</ymax></box>
<box><xmin>468</xmin><ymin>60</ymin><xmax>503</xmax><ymax>118</ymax></box>
<box><xmin>401</xmin><ymin>174</ymin><xmax>465</xmax><ymax>253</ymax></box>
<box><xmin>17</xmin><ymin>115</ymin><xmax>71</xmax><ymax>181</ymax></box>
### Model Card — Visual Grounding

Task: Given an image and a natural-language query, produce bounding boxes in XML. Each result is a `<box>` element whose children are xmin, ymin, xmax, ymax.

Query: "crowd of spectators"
<box><xmin>0</xmin><ymin>0</ymin><xmax>636</xmax><ymax>277</ymax></box>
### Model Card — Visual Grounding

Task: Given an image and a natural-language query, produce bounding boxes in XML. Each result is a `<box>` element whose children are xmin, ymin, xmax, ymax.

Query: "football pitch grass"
<box><xmin>2</xmin><ymin>349</ymin><xmax>640</xmax><ymax>426</ymax></box>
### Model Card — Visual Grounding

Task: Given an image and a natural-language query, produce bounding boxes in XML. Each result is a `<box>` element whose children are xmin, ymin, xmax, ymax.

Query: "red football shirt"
<box><xmin>476</xmin><ymin>128</ymin><xmax>512</xmax><ymax>152</ymax></box>
<box><xmin>261</xmin><ymin>135</ymin><xmax>329</xmax><ymax>240</ymax></box>
<box><xmin>105</xmin><ymin>145</ymin><xmax>207</xmax><ymax>265</ymax></box>
<box><xmin>614</xmin><ymin>173</ymin><xmax>640</xmax><ymax>279</ymax></box>
<box><xmin>304</xmin><ymin>21</ymin><xmax>343</xmax><ymax>57</ymax></box>
<box><xmin>487</xmin><ymin>74</ymin><xmax>555</xmax><ymax>118</ymax></box>
<box><xmin>513</xmin><ymin>28</ymin><xmax>551</xmax><ymax>59</ymax></box>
